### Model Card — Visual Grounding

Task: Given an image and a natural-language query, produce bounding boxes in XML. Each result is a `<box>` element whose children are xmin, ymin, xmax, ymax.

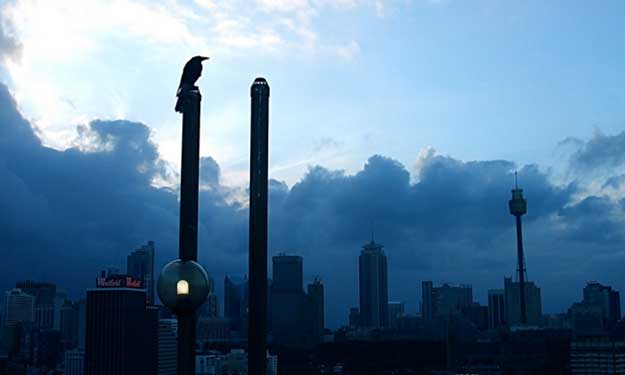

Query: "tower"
<box><xmin>358</xmin><ymin>238</ymin><xmax>389</xmax><ymax>328</ymax></box>
<box><xmin>508</xmin><ymin>172</ymin><xmax>528</xmax><ymax>324</ymax></box>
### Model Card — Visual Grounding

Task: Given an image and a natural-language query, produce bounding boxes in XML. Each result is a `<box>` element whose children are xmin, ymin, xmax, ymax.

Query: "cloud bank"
<box><xmin>1</xmin><ymin>83</ymin><xmax>625</xmax><ymax>326</ymax></box>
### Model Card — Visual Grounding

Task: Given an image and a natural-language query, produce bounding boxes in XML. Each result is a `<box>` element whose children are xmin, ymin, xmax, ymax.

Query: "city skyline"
<box><xmin>2</xmin><ymin>0</ymin><xmax>625</xmax><ymax>338</ymax></box>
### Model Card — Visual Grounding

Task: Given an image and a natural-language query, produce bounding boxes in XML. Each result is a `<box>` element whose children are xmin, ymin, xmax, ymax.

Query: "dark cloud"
<box><xmin>2</xmin><ymin>82</ymin><xmax>625</xmax><ymax>326</ymax></box>
<box><xmin>570</xmin><ymin>130</ymin><xmax>625</xmax><ymax>171</ymax></box>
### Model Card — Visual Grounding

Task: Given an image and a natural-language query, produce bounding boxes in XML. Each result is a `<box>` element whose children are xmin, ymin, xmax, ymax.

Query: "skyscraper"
<box><xmin>388</xmin><ymin>301</ymin><xmax>405</xmax><ymax>329</ymax></box>
<box><xmin>307</xmin><ymin>278</ymin><xmax>325</xmax><ymax>346</ymax></box>
<box><xmin>15</xmin><ymin>281</ymin><xmax>56</xmax><ymax>329</ymax></box>
<box><xmin>158</xmin><ymin>319</ymin><xmax>177</xmax><ymax>375</ymax></box>
<box><xmin>421</xmin><ymin>281</ymin><xmax>472</xmax><ymax>320</ymax></box>
<box><xmin>271</xmin><ymin>254</ymin><xmax>306</xmax><ymax>346</ymax></box>
<box><xmin>3</xmin><ymin>289</ymin><xmax>34</xmax><ymax>327</ymax></box>
<box><xmin>224</xmin><ymin>276</ymin><xmax>248</xmax><ymax>334</ymax></box>
<box><xmin>504</xmin><ymin>277</ymin><xmax>542</xmax><ymax>326</ymax></box>
<box><xmin>126</xmin><ymin>240</ymin><xmax>155</xmax><ymax>304</ymax></box>
<box><xmin>583</xmin><ymin>282</ymin><xmax>621</xmax><ymax>324</ymax></box>
<box><xmin>85</xmin><ymin>274</ymin><xmax>157</xmax><ymax>375</ymax></box>
<box><xmin>358</xmin><ymin>239</ymin><xmax>389</xmax><ymax>328</ymax></box>
<box><xmin>487</xmin><ymin>289</ymin><xmax>505</xmax><ymax>329</ymax></box>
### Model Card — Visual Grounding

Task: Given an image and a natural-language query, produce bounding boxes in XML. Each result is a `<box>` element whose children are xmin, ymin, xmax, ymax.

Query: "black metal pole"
<box><xmin>178</xmin><ymin>87</ymin><xmax>201</xmax><ymax>375</ymax></box>
<box><xmin>248</xmin><ymin>78</ymin><xmax>270</xmax><ymax>375</ymax></box>
<box><xmin>515</xmin><ymin>215</ymin><xmax>527</xmax><ymax>325</ymax></box>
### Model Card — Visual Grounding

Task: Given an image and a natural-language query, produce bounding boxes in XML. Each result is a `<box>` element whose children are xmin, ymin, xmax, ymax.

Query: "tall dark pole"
<box><xmin>178</xmin><ymin>87</ymin><xmax>201</xmax><ymax>375</ymax></box>
<box><xmin>508</xmin><ymin>172</ymin><xmax>528</xmax><ymax>325</ymax></box>
<box><xmin>248</xmin><ymin>77</ymin><xmax>270</xmax><ymax>375</ymax></box>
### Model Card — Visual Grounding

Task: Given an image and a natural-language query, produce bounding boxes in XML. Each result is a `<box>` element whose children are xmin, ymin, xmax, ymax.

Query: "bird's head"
<box><xmin>192</xmin><ymin>56</ymin><xmax>209</xmax><ymax>63</ymax></box>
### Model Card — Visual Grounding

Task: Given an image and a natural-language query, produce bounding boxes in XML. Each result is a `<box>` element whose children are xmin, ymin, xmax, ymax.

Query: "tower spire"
<box><xmin>509</xmin><ymin>172</ymin><xmax>528</xmax><ymax>325</ymax></box>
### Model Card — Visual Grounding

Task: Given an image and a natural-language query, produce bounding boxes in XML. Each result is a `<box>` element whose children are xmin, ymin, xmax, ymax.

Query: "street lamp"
<box><xmin>157</xmin><ymin>259</ymin><xmax>209</xmax><ymax>315</ymax></box>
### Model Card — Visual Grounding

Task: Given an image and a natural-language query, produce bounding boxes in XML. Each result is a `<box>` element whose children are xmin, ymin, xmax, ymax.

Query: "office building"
<box><xmin>583</xmin><ymin>282</ymin><xmax>621</xmax><ymax>324</ymax></box>
<box><xmin>65</xmin><ymin>349</ymin><xmax>85</xmax><ymax>375</ymax></box>
<box><xmin>571</xmin><ymin>337</ymin><xmax>625</xmax><ymax>374</ymax></box>
<box><xmin>359</xmin><ymin>240</ymin><xmax>389</xmax><ymax>328</ymax></box>
<box><xmin>15</xmin><ymin>281</ymin><xmax>56</xmax><ymax>329</ymax></box>
<box><xmin>388</xmin><ymin>301</ymin><xmax>405</xmax><ymax>329</ymax></box>
<box><xmin>422</xmin><ymin>281</ymin><xmax>472</xmax><ymax>320</ymax></box>
<box><xmin>307</xmin><ymin>278</ymin><xmax>325</xmax><ymax>346</ymax></box>
<box><xmin>224</xmin><ymin>275</ymin><xmax>248</xmax><ymax>335</ymax></box>
<box><xmin>127</xmin><ymin>240</ymin><xmax>155</xmax><ymax>304</ymax></box>
<box><xmin>504</xmin><ymin>277</ymin><xmax>542</xmax><ymax>326</ymax></box>
<box><xmin>85</xmin><ymin>274</ymin><xmax>157</xmax><ymax>375</ymax></box>
<box><xmin>196</xmin><ymin>349</ymin><xmax>278</xmax><ymax>375</ymax></box>
<box><xmin>3</xmin><ymin>288</ymin><xmax>34</xmax><ymax>327</ymax></box>
<box><xmin>271</xmin><ymin>255</ymin><xmax>306</xmax><ymax>346</ymax></box>
<box><xmin>60</xmin><ymin>300</ymin><xmax>79</xmax><ymax>349</ymax></box>
<box><xmin>158</xmin><ymin>319</ymin><xmax>177</xmax><ymax>375</ymax></box>
<box><xmin>569</xmin><ymin>302</ymin><xmax>605</xmax><ymax>335</ymax></box>
<box><xmin>488</xmin><ymin>289</ymin><xmax>505</xmax><ymax>329</ymax></box>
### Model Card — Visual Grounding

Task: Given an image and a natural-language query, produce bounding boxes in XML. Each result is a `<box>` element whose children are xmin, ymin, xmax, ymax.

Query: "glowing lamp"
<box><xmin>157</xmin><ymin>259</ymin><xmax>209</xmax><ymax>315</ymax></box>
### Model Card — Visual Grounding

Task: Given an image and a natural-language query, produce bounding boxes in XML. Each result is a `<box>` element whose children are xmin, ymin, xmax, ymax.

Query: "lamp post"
<box><xmin>158</xmin><ymin>82</ymin><xmax>209</xmax><ymax>375</ymax></box>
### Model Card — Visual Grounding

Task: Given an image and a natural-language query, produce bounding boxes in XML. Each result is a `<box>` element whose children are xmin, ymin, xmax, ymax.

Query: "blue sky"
<box><xmin>3</xmin><ymin>0</ymin><xmax>625</xmax><ymax>186</ymax></box>
<box><xmin>3</xmin><ymin>1</ymin><xmax>625</xmax><ymax>326</ymax></box>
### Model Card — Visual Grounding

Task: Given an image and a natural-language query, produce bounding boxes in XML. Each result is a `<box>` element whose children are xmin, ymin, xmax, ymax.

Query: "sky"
<box><xmin>2</xmin><ymin>0</ymin><xmax>625</xmax><ymax>327</ymax></box>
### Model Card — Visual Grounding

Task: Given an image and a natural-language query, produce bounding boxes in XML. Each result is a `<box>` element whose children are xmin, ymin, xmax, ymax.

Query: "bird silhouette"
<box><xmin>175</xmin><ymin>56</ymin><xmax>209</xmax><ymax>113</ymax></box>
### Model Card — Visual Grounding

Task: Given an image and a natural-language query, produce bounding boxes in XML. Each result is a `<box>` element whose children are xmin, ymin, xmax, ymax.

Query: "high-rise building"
<box><xmin>571</xmin><ymin>337</ymin><xmax>625</xmax><ymax>374</ymax></box>
<box><xmin>85</xmin><ymin>274</ymin><xmax>158</xmax><ymax>375</ymax></box>
<box><xmin>77</xmin><ymin>299</ymin><xmax>86</xmax><ymax>350</ymax></box>
<box><xmin>583</xmin><ymin>282</ymin><xmax>621</xmax><ymax>324</ymax></box>
<box><xmin>158</xmin><ymin>319</ymin><xmax>177</xmax><ymax>375</ymax></box>
<box><xmin>127</xmin><ymin>240</ymin><xmax>155</xmax><ymax>304</ymax></box>
<box><xmin>421</xmin><ymin>281</ymin><xmax>472</xmax><ymax>320</ymax></box>
<box><xmin>199</xmin><ymin>276</ymin><xmax>218</xmax><ymax>319</ymax></box>
<box><xmin>224</xmin><ymin>276</ymin><xmax>248</xmax><ymax>334</ymax></box>
<box><xmin>504</xmin><ymin>277</ymin><xmax>542</xmax><ymax>326</ymax></box>
<box><xmin>65</xmin><ymin>349</ymin><xmax>85</xmax><ymax>375</ymax></box>
<box><xmin>60</xmin><ymin>300</ymin><xmax>79</xmax><ymax>349</ymax></box>
<box><xmin>388</xmin><ymin>301</ymin><xmax>405</xmax><ymax>329</ymax></box>
<box><xmin>3</xmin><ymin>288</ymin><xmax>34</xmax><ymax>327</ymax></box>
<box><xmin>349</xmin><ymin>308</ymin><xmax>360</xmax><ymax>328</ymax></box>
<box><xmin>307</xmin><ymin>278</ymin><xmax>325</xmax><ymax>346</ymax></box>
<box><xmin>488</xmin><ymin>289</ymin><xmax>505</xmax><ymax>329</ymax></box>
<box><xmin>569</xmin><ymin>302</ymin><xmax>604</xmax><ymax>335</ymax></box>
<box><xmin>359</xmin><ymin>240</ymin><xmax>389</xmax><ymax>328</ymax></box>
<box><xmin>15</xmin><ymin>281</ymin><xmax>56</xmax><ymax>329</ymax></box>
<box><xmin>271</xmin><ymin>255</ymin><xmax>306</xmax><ymax>346</ymax></box>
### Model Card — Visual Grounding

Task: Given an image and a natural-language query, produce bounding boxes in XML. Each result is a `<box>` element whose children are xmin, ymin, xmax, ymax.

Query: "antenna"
<box><xmin>370</xmin><ymin>221</ymin><xmax>375</xmax><ymax>243</ymax></box>
<box><xmin>515</xmin><ymin>171</ymin><xmax>518</xmax><ymax>189</ymax></box>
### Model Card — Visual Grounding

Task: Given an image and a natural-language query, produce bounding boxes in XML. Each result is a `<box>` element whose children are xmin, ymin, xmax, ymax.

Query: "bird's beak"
<box><xmin>201</xmin><ymin>56</ymin><xmax>209</xmax><ymax>61</ymax></box>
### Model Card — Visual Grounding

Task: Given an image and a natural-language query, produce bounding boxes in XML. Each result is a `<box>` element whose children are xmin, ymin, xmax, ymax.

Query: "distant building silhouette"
<box><xmin>3</xmin><ymin>289</ymin><xmax>34</xmax><ymax>328</ymax></box>
<box><xmin>15</xmin><ymin>280</ymin><xmax>56</xmax><ymax>329</ymax></box>
<box><xmin>504</xmin><ymin>277</ymin><xmax>542</xmax><ymax>326</ymax></box>
<box><xmin>224</xmin><ymin>275</ymin><xmax>248</xmax><ymax>335</ymax></box>
<box><xmin>349</xmin><ymin>307</ymin><xmax>360</xmax><ymax>328</ymax></box>
<box><xmin>422</xmin><ymin>281</ymin><xmax>472</xmax><ymax>320</ymax></box>
<box><xmin>307</xmin><ymin>278</ymin><xmax>325</xmax><ymax>346</ymax></box>
<box><xmin>271</xmin><ymin>254</ymin><xmax>306</xmax><ymax>346</ymax></box>
<box><xmin>388</xmin><ymin>301</ymin><xmax>405</xmax><ymax>329</ymax></box>
<box><xmin>487</xmin><ymin>289</ymin><xmax>505</xmax><ymax>329</ymax></box>
<box><xmin>85</xmin><ymin>274</ymin><xmax>158</xmax><ymax>375</ymax></box>
<box><xmin>64</xmin><ymin>349</ymin><xmax>84</xmax><ymax>375</ymax></box>
<box><xmin>158</xmin><ymin>318</ymin><xmax>177</xmax><ymax>375</ymax></box>
<box><xmin>359</xmin><ymin>239</ymin><xmax>389</xmax><ymax>328</ymax></box>
<box><xmin>583</xmin><ymin>282</ymin><xmax>621</xmax><ymax>324</ymax></box>
<box><xmin>126</xmin><ymin>241</ymin><xmax>155</xmax><ymax>304</ymax></box>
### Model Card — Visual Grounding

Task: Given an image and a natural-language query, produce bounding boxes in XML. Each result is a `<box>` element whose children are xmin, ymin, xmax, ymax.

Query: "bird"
<box><xmin>175</xmin><ymin>56</ymin><xmax>209</xmax><ymax>113</ymax></box>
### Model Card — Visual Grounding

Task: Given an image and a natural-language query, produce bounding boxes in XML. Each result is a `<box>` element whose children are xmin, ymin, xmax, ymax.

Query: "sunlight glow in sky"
<box><xmin>2</xmin><ymin>0</ymin><xmax>625</xmax><ymax>187</ymax></box>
